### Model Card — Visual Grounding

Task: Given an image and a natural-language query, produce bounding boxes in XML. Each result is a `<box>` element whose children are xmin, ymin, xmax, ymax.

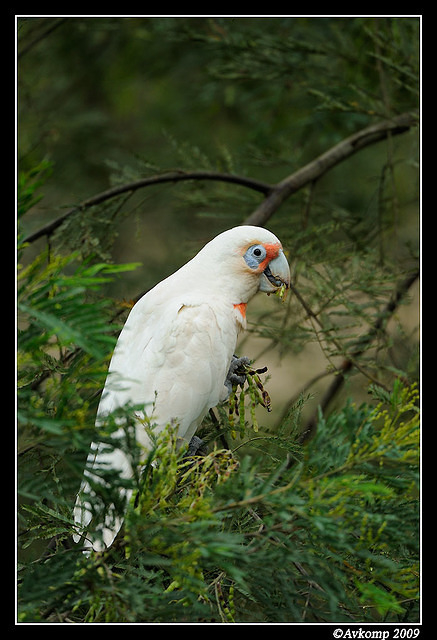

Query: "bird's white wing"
<box><xmin>74</xmin><ymin>293</ymin><xmax>239</xmax><ymax>551</ymax></box>
<box><xmin>101</xmin><ymin>294</ymin><xmax>237</xmax><ymax>438</ymax></box>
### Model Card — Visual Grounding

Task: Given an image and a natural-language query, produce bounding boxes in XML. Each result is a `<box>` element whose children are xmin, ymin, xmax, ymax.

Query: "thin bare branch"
<box><xmin>17</xmin><ymin>18</ymin><xmax>68</xmax><ymax>60</ymax></box>
<box><xmin>23</xmin><ymin>171</ymin><xmax>273</xmax><ymax>244</ymax></box>
<box><xmin>22</xmin><ymin>112</ymin><xmax>417</xmax><ymax>246</ymax></box>
<box><xmin>243</xmin><ymin>111</ymin><xmax>418</xmax><ymax>226</ymax></box>
<box><xmin>298</xmin><ymin>268</ymin><xmax>420</xmax><ymax>445</ymax></box>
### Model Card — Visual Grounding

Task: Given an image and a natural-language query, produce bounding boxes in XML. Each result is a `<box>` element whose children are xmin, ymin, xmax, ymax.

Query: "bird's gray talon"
<box><xmin>224</xmin><ymin>355</ymin><xmax>251</xmax><ymax>395</ymax></box>
<box><xmin>186</xmin><ymin>435</ymin><xmax>207</xmax><ymax>456</ymax></box>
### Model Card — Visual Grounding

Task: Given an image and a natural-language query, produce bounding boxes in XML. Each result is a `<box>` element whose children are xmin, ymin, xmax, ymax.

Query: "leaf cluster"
<box><xmin>18</xmin><ymin>381</ymin><xmax>419</xmax><ymax>623</ymax></box>
<box><xmin>17</xmin><ymin>170</ymin><xmax>141</xmax><ymax>559</ymax></box>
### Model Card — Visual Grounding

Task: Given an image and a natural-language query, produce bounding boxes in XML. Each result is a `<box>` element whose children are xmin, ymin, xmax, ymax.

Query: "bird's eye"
<box><xmin>244</xmin><ymin>244</ymin><xmax>267</xmax><ymax>270</ymax></box>
<box><xmin>251</xmin><ymin>245</ymin><xmax>266</xmax><ymax>260</ymax></box>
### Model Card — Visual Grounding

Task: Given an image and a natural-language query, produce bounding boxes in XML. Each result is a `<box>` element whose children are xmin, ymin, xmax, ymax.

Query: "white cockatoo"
<box><xmin>73</xmin><ymin>225</ymin><xmax>290</xmax><ymax>552</ymax></box>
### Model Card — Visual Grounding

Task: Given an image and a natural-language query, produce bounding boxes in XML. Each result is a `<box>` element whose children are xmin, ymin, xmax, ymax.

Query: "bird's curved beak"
<box><xmin>259</xmin><ymin>249</ymin><xmax>291</xmax><ymax>294</ymax></box>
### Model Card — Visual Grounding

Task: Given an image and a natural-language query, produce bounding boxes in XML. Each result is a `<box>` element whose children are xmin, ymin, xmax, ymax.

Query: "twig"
<box><xmin>298</xmin><ymin>269</ymin><xmax>420</xmax><ymax>445</ymax></box>
<box><xmin>23</xmin><ymin>171</ymin><xmax>273</xmax><ymax>244</ymax></box>
<box><xmin>209</xmin><ymin>407</ymin><xmax>230</xmax><ymax>450</ymax></box>
<box><xmin>290</xmin><ymin>281</ymin><xmax>386</xmax><ymax>388</ymax></box>
<box><xmin>23</xmin><ymin>112</ymin><xmax>417</xmax><ymax>246</ymax></box>
<box><xmin>18</xmin><ymin>18</ymin><xmax>68</xmax><ymax>60</ymax></box>
<box><xmin>243</xmin><ymin>111</ymin><xmax>418</xmax><ymax>226</ymax></box>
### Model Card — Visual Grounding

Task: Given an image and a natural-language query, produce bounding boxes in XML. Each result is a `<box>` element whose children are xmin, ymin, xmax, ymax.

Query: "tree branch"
<box><xmin>22</xmin><ymin>111</ymin><xmax>417</xmax><ymax>246</ymax></box>
<box><xmin>18</xmin><ymin>18</ymin><xmax>68</xmax><ymax>60</ymax></box>
<box><xmin>297</xmin><ymin>268</ymin><xmax>420</xmax><ymax>445</ymax></box>
<box><xmin>243</xmin><ymin>111</ymin><xmax>418</xmax><ymax>226</ymax></box>
<box><xmin>23</xmin><ymin>171</ymin><xmax>273</xmax><ymax>244</ymax></box>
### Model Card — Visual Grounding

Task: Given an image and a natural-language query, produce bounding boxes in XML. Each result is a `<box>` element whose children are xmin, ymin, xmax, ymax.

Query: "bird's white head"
<box><xmin>192</xmin><ymin>225</ymin><xmax>291</xmax><ymax>303</ymax></box>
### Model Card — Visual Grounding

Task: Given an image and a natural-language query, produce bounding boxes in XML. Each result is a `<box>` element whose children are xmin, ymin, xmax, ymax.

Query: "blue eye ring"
<box><xmin>244</xmin><ymin>244</ymin><xmax>267</xmax><ymax>270</ymax></box>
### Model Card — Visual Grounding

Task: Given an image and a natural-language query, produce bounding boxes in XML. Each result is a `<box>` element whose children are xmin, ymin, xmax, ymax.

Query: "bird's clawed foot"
<box><xmin>225</xmin><ymin>355</ymin><xmax>252</xmax><ymax>396</ymax></box>
<box><xmin>186</xmin><ymin>435</ymin><xmax>208</xmax><ymax>457</ymax></box>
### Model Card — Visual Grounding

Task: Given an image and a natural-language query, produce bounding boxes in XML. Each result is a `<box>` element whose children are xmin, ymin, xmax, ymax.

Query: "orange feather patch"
<box><xmin>233</xmin><ymin>302</ymin><xmax>247</xmax><ymax>319</ymax></box>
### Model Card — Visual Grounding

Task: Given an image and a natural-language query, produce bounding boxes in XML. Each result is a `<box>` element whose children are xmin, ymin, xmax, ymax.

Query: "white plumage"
<box><xmin>73</xmin><ymin>225</ymin><xmax>290</xmax><ymax>551</ymax></box>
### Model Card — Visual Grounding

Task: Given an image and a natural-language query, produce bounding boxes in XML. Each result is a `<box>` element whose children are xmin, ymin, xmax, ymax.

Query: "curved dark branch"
<box><xmin>23</xmin><ymin>171</ymin><xmax>273</xmax><ymax>245</ymax></box>
<box><xmin>244</xmin><ymin>111</ymin><xmax>418</xmax><ymax>226</ymax></box>
<box><xmin>23</xmin><ymin>111</ymin><xmax>417</xmax><ymax>246</ymax></box>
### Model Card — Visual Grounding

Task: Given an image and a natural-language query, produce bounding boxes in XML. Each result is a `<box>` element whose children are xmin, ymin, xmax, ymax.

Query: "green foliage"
<box><xmin>17</xmin><ymin>160</ymin><xmax>53</xmax><ymax>219</ymax></box>
<box><xmin>17</xmin><ymin>17</ymin><xmax>419</xmax><ymax>624</ymax></box>
<box><xmin>17</xmin><ymin>251</ymin><xmax>139</xmax><ymax>521</ymax></box>
<box><xmin>18</xmin><ymin>379</ymin><xmax>419</xmax><ymax>622</ymax></box>
<box><xmin>17</xmin><ymin>168</ymin><xmax>141</xmax><ymax>558</ymax></box>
